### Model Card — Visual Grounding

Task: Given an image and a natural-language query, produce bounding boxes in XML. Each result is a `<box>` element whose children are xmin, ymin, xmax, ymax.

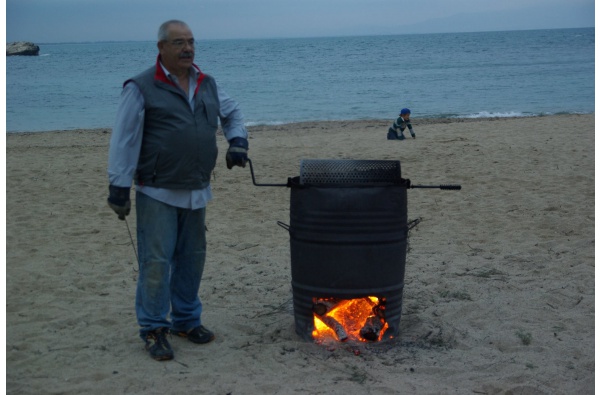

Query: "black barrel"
<box><xmin>289</xmin><ymin>181</ymin><xmax>408</xmax><ymax>340</ymax></box>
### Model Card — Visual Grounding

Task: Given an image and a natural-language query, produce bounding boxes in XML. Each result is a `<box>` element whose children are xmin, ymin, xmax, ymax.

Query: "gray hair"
<box><xmin>158</xmin><ymin>20</ymin><xmax>189</xmax><ymax>41</ymax></box>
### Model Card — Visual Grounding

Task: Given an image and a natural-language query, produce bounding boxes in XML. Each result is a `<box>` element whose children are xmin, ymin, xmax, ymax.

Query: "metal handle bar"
<box><xmin>247</xmin><ymin>158</ymin><xmax>289</xmax><ymax>187</ymax></box>
<box><xmin>247</xmin><ymin>158</ymin><xmax>461</xmax><ymax>190</ymax></box>
<box><xmin>410</xmin><ymin>184</ymin><xmax>462</xmax><ymax>190</ymax></box>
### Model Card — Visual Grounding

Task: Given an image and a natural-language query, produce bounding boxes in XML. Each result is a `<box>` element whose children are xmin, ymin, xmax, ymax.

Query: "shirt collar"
<box><xmin>154</xmin><ymin>55</ymin><xmax>205</xmax><ymax>96</ymax></box>
<box><xmin>159</xmin><ymin>60</ymin><xmax>200</xmax><ymax>82</ymax></box>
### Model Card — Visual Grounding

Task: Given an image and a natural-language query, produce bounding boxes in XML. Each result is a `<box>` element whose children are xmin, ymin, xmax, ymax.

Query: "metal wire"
<box><xmin>124</xmin><ymin>216</ymin><xmax>139</xmax><ymax>270</ymax></box>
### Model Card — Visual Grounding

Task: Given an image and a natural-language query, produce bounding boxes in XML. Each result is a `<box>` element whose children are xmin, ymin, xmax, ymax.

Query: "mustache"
<box><xmin>179</xmin><ymin>52</ymin><xmax>193</xmax><ymax>59</ymax></box>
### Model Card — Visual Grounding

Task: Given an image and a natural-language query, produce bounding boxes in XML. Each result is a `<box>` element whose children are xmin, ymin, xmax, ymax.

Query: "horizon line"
<box><xmin>7</xmin><ymin>26</ymin><xmax>594</xmax><ymax>46</ymax></box>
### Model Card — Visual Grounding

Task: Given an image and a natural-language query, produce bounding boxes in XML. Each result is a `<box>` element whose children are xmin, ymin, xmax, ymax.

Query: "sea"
<box><xmin>5</xmin><ymin>27</ymin><xmax>595</xmax><ymax>133</ymax></box>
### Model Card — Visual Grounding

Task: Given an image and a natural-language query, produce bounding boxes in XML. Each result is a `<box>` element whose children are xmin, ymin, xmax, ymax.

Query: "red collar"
<box><xmin>154</xmin><ymin>55</ymin><xmax>206</xmax><ymax>95</ymax></box>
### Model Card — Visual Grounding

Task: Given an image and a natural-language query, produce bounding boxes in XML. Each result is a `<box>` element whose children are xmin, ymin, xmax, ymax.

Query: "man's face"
<box><xmin>157</xmin><ymin>23</ymin><xmax>195</xmax><ymax>75</ymax></box>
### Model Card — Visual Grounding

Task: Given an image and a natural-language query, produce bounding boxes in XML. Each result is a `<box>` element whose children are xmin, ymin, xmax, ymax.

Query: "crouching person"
<box><xmin>387</xmin><ymin>108</ymin><xmax>415</xmax><ymax>140</ymax></box>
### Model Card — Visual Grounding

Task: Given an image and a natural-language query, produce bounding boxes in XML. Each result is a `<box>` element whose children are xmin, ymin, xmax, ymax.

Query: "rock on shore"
<box><xmin>7</xmin><ymin>41</ymin><xmax>40</xmax><ymax>56</ymax></box>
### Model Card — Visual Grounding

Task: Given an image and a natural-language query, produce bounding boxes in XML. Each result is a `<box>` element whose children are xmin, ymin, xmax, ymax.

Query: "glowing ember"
<box><xmin>312</xmin><ymin>296</ymin><xmax>389</xmax><ymax>342</ymax></box>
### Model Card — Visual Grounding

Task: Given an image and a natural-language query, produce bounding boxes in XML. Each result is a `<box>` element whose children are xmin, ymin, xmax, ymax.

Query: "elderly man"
<box><xmin>107</xmin><ymin>20</ymin><xmax>249</xmax><ymax>361</ymax></box>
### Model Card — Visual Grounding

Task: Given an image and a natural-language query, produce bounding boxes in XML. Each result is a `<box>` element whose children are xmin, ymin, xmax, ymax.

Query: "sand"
<box><xmin>6</xmin><ymin>114</ymin><xmax>595</xmax><ymax>394</ymax></box>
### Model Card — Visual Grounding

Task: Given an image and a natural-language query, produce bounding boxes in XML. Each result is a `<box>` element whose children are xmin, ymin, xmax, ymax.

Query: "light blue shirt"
<box><xmin>108</xmin><ymin>63</ymin><xmax>248</xmax><ymax>210</ymax></box>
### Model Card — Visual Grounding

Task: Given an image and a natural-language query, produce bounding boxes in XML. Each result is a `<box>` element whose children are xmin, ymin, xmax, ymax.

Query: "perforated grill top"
<box><xmin>299</xmin><ymin>159</ymin><xmax>402</xmax><ymax>185</ymax></box>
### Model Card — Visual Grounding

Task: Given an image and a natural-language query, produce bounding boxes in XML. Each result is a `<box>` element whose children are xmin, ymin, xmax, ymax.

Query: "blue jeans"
<box><xmin>387</xmin><ymin>128</ymin><xmax>405</xmax><ymax>140</ymax></box>
<box><xmin>135</xmin><ymin>191</ymin><xmax>207</xmax><ymax>339</ymax></box>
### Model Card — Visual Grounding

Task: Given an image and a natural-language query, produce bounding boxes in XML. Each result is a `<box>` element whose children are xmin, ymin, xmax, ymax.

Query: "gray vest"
<box><xmin>129</xmin><ymin>65</ymin><xmax>220</xmax><ymax>189</ymax></box>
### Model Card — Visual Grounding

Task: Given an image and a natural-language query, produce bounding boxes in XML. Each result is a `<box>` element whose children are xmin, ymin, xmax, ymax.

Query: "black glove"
<box><xmin>226</xmin><ymin>137</ymin><xmax>249</xmax><ymax>169</ymax></box>
<box><xmin>107</xmin><ymin>185</ymin><xmax>131</xmax><ymax>220</ymax></box>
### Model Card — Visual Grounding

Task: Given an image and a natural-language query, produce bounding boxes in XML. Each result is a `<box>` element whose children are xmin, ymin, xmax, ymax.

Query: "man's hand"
<box><xmin>107</xmin><ymin>185</ymin><xmax>131</xmax><ymax>220</ymax></box>
<box><xmin>226</xmin><ymin>137</ymin><xmax>249</xmax><ymax>169</ymax></box>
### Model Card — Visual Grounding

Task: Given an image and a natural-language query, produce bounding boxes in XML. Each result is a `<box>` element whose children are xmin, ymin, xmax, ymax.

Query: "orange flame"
<box><xmin>312</xmin><ymin>296</ymin><xmax>389</xmax><ymax>342</ymax></box>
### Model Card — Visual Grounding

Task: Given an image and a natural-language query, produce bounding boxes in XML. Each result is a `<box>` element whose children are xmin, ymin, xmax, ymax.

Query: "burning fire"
<box><xmin>311</xmin><ymin>296</ymin><xmax>389</xmax><ymax>342</ymax></box>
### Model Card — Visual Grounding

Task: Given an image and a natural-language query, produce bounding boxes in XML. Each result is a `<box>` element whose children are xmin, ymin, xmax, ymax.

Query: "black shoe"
<box><xmin>145</xmin><ymin>328</ymin><xmax>174</xmax><ymax>361</ymax></box>
<box><xmin>173</xmin><ymin>325</ymin><xmax>215</xmax><ymax>344</ymax></box>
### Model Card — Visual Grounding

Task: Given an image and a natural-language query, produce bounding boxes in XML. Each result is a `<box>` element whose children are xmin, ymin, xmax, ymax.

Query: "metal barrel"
<box><xmin>288</xmin><ymin>183</ymin><xmax>408</xmax><ymax>340</ymax></box>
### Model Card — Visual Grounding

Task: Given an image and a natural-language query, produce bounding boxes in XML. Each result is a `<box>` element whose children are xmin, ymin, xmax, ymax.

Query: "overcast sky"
<box><xmin>5</xmin><ymin>0</ymin><xmax>595</xmax><ymax>43</ymax></box>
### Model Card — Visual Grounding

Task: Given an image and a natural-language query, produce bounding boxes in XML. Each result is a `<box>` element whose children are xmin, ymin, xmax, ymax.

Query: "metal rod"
<box><xmin>410</xmin><ymin>184</ymin><xmax>461</xmax><ymax>190</ymax></box>
<box><xmin>247</xmin><ymin>158</ymin><xmax>289</xmax><ymax>187</ymax></box>
<box><xmin>247</xmin><ymin>158</ymin><xmax>460</xmax><ymax>190</ymax></box>
<box><xmin>125</xmin><ymin>216</ymin><xmax>140</xmax><ymax>270</ymax></box>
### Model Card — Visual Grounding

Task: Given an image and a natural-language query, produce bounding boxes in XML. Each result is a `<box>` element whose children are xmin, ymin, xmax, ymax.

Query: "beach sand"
<box><xmin>6</xmin><ymin>114</ymin><xmax>595</xmax><ymax>394</ymax></box>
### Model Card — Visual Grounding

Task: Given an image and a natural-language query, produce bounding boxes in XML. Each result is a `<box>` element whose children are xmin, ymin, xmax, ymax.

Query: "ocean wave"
<box><xmin>245</xmin><ymin>121</ymin><xmax>286</xmax><ymax>127</ymax></box>
<box><xmin>456</xmin><ymin>110</ymin><xmax>592</xmax><ymax>119</ymax></box>
<box><xmin>458</xmin><ymin>111</ymin><xmax>537</xmax><ymax>118</ymax></box>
